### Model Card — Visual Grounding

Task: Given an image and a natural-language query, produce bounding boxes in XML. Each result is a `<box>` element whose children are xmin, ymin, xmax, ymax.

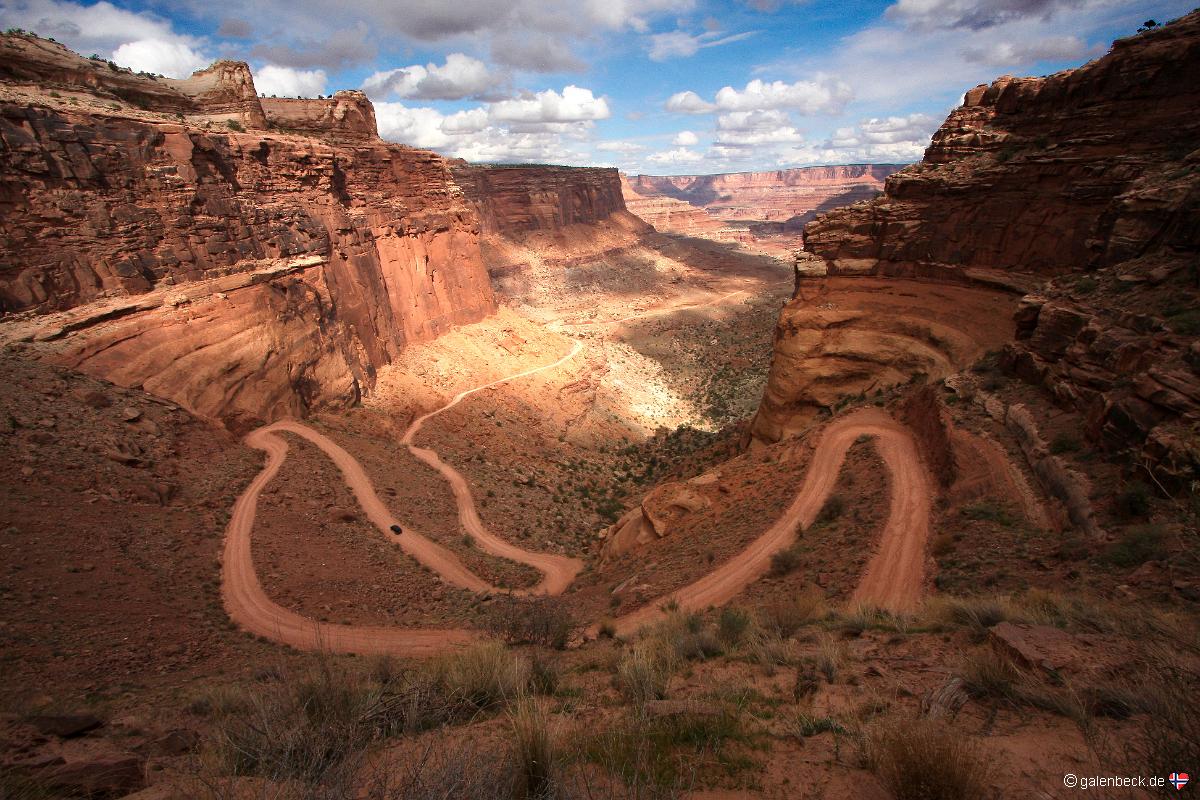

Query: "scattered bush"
<box><xmin>960</xmin><ymin>501</ymin><xmax>1016</xmax><ymax>527</ymax></box>
<box><xmin>579</xmin><ymin>708</ymin><xmax>748</xmax><ymax>793</ymax></box>
<box><xmin>1113</xmin><ymin>482</ymin><xmax>1153</xmax><ymax>520</ymax></box>
<box><xmin>436</xmin><ymin>642</ymin><xmax>532</xmax><ymax>710</ymax></box>
<box><xmin>1103</xmin><ymin>524</ymin><xmax>1167</xmax><ymax>569</ymax></box>
<box><xmin>1049</xmin><ymin>433</ymin><xmax>1082</xmax><ymax>454</ymax></box>
<box><xmin>815</xmin><ymin>634</ymin><xmax>845</xmax><ymax>684</ymax></box>
<box><xmin>865</xmin><ymin>717</ymin><xmax>993</xmax><ymax>800</ymax></box>
<box><xmin>615</xmin><ymin>640</ymin><xmax>678</xmax><ymax>705</ymax></box>
<box><xmin>815</xmin><ymin>494</ymin><xmax>845</xmax><ymax>525</ymax></box>
<box><xmin>717</xmin><ymin>606</ymin><xmax>753</xmax><ymax>647</ymax></box>
<box><xmin>958</xmin><ymin>647</ymin><xmax>1021</xmax><ymax>701</ymax></box>
<box><xmin>760</xmin><ymin>588</ymin><xmax>827</xmax><ymax>636</ymax></box>
<box><xmin>487</xmin><ymin>597</ymin><xmax>576</xmax><ymax>650</ymax></box>
<box><xmin>769</xmin><ymin>545</ymin><xmax>803</xmax><ymax>576</ymax></box>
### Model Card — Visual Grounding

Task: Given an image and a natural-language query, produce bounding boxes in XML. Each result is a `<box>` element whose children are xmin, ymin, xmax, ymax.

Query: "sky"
<box><xmin>1</xmin><ymin>0</ymin><xmax>1193</xmax><ymax>175</ymax></box>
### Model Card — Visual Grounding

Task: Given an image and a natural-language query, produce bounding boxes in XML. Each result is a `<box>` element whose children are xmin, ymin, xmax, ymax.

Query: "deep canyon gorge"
<box><xmin>0</xmin><ymin>12</ymin><xmax>1198</xmax><ymax>800</ymax></box>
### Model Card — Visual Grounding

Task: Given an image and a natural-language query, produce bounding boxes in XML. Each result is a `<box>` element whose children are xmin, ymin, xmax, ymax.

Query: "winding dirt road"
<box><xmin>606</xmin><ymin>407</ymin><xmax>931</xmax><ymax>636</ymax></box>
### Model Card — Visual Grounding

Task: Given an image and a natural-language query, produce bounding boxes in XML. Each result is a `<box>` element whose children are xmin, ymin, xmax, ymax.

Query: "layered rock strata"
<box><xmin>451</xmin><ymin>164</ymin><xmax>629</xmax><ymax>235</ymax></box>
<box><xmin>625</xmin><ymin>165</ymin><xmax>901</xmax><ymax>228</ymax></box>
<box><xmin>803</xmin><ymin>16</ymin><xmax>1200</xmax><ymax>279</ymax></box>
<box><xmin>0</xmin><ymin>34</ymin><xmax>496</xmax><ymax>425</ymax></box>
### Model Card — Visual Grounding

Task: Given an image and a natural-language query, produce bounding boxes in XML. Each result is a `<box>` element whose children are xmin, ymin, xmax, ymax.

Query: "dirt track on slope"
<box><xmin>223</xmin><ymin>343</ymin><xmax>934</xmax><ymax>655</ymax></box>
<box><xmin>606</xmin><ymin>407</ymin><xmax>932</xmax><ymax>636</ymax></box>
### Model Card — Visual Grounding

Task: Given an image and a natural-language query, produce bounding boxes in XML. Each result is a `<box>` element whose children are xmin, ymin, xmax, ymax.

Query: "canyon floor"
<box><xmin>2</xmin><ymin>230</ymin><xmax>1195</xmax><ymax>800</ymax></box>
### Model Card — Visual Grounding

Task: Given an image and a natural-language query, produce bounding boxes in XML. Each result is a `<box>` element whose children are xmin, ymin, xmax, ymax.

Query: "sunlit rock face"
<box><xmin>0</xmin><ymin>34</ymin><xmax>495</xmax><ymax>426</ymax></box>
<box><xmin>623</xmin><ymin>165</ymin><xmax>902</xmax><ymax>230</ymax></box>
<box><xmin>802</xmin><ymin>15</ymin><xmax>1200</xmax><ymax>280</ymax></box>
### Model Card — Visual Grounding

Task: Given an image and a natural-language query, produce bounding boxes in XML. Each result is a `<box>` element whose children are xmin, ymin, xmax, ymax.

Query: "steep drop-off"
<box><xmin>766</xmin><ymin>13</ymin><xmax>1200</xmax><ymax>482</ymax></box>
<box><xmin>451</xmin><ymin>164</ymin><xmax>630</xmax><ymax>235</ymax></box>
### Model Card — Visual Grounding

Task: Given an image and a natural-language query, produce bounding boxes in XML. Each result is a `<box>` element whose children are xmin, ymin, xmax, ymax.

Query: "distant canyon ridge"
<box><xmin>620</xmin><ymin>165</ymin><xmax>905</xmax><ymax>243</ymax></box>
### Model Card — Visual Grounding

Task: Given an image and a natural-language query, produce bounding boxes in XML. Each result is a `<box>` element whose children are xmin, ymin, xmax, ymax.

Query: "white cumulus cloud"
<box><xmin>488</xmin><ymin>85</ymin><xmax>610</xmax><ymax>125</ymax></box>
<box><xmin>111</xmin><ymin>38</ymin><xmax>209</xmax><ymax>77</ymax></box>
<box><xmin>253</xmin><ymin>65</ymin><xmax>328</xmax><ymax>97</ymax></box>
<box><xmin>672</xmin><ymin>130</ymin><xmax>699</xmax><ymax>146</ymax></box>
<box><xmin>362</xmin><ymin>53</ymin><xmax>507</xmax><ymax>101</ymax></box>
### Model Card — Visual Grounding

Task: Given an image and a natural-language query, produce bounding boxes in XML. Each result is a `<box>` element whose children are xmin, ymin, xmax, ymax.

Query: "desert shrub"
<box><xmin>487</xmin><ymin>597</ymin><xmax>576</xmax><ymax>650</ymax></box>
<box><xmin>0</xmin><ymin>768</ymin><xmax>57</xmax><ymax>800</ymax></box>
<box><xmin>782</xmin><ymin>711</ymin><xmax>846</xmax><ymax>738</ymax></box>
<box><xmin>760</xmin><ymin>588</ymin><xmax>827</xmax><ymax>637</ymax></box>
<box><xmin>225</xmin><ymin>119</ymin><xmax>244</xmax><ymax>132</ymax></box>
<box><xmin>960</xmin><ymin>501</ymin><xmax>1016</xmax><ymax>527</ymax></box>
<box><xmin>815</xmin><ymin>494</ymin><xmax>845</xmax><ymax>525</ymax></box>
<box><xmin>508</xmin><ymin>698</ymin><xmax>557</xmax><ymax>800</ymax></box>
<box><xmin>745</xmin><ymin>628</ymin><xmax>795</xmax><ymax>674</ymax></box>
<box><xmin>197</xmin><ymin>660</ymin><xmax>383</xmax><ymax>789</ymax></box>
<box><xmin>615</xmin><ymin>639</ymin><xmax>678</xmax><ymax>705</ymax></box>
<box><xmin>864</xmin><ymin>717</ymin><xmax>993</xmax><ymax>800</ymax></box>
<box><xmin>1166</xmin><ymin>308</ymin><xmax>1200</xmax><ymax>335</ymax></box>
<box><xmin>957</xmin><ymin>646</ymin><xmax>1021</xmax><ymax>701</ymax></box>
<box><xmin>925</xmin><ymin>595</ymin><xmax>1014</xmax><ymax>636</ymax></box>
<box><xmin>1049</xmin><ymin>433</ymin><xmax>1082</xmax><ymax>454</ymax></box>
<box><xmin>1113</xmin><ymin>482</ymin><xmax>1153</xmax><ymax>520</ymax></box>
<box><xmin>815</xmin><ymin>634</ymin><xmax>845</xmax><ymax>683</ymax></box>
<box><xmin>769</xmin><ymin>544</ymin><xmax>803</xmax><ymax>576</ymax></box>
<box><xmin>579</xmin><ymin>708</ymin><xmax>748</xmax><ymax>793</ymax></box>
<box><xmin>717</xmin><ymin>606</ymin><xmax>753</xmax><ymax>647</ymax></box>
<box><xmin>1119</xmin><ymin>645</ymin><xmax>1200</xmax><ymax>794</ymax></box>
<box><xmin>1103</xmin><ymin>524</ymin><xmax>1167</xmax><ymax>568</ymax></box>
<box><xmin>436</xmin><ymin>642</ymin><xmax>531</xmax><ymax>710</ymax></box>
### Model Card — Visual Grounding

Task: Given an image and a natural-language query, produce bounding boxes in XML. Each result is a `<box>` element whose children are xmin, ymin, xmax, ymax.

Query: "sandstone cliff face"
<box><xmin>0</xmin><ymin>53</ymin><xmax>495</xmax><ymax>425</ymax></box>
<box><xmin>451</xmin><ymin>164</ymin><xmax>629</xmax><ymax>235</ymax></box>
<box><xmin>261</xmin><ymin>91</ymin><xmax>378</xmax><ymax>141</ymax></box>
<box><xmin>618</xmin><ymin>174</ymin><xmax>726</xmax><ymax>237</ymax></box>
<box><xmin>784</xmin><ymin>13</ymin><xmax>1200</xmax><ymax>483</ymax></box>
<box><xmin>803</xmin><ymin>16</ymin><xmax>1200</xmax><ymax>279</ymax></box>
<box><xmin>627</xmin><ymin>165</ymin><xmax>901</xmax><ymax>227</ymax></box>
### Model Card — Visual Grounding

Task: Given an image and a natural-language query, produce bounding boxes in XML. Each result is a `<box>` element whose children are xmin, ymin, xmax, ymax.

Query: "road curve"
<box><xmin>604</xmin><ymin>407</ymin><xmax>932</xmax><ymax>637</ymax></box>
<box><xmin>400</xmin><ymin>340</ymin><xmax>585</xmax><ymax>595</ymax></box>
<box><xmin>222</xmin><ymin>424</ymin><xmax>477</xmax><ymax>656</ymax></box>
<box><xmin>224</xmin><ymin>352</ymin><xmax>933</xmax><ymax>654</ymax></box>
<box><xmin>223</xmin><ymin>341</ymin><xmax>585</xmax><ymax>654</ymax></box>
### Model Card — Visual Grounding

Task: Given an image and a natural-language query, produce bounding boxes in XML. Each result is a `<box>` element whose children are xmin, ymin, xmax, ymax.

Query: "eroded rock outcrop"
<box><xmin>0</xmin><ymin>36</ymin><xmax>495</xmax><ymax>426</ymax></box>
<box><xmin>750</xmin><ymin>279</ymin><xmax>1018</xmax><ymax>444</ymax></box>
<box><xmin>452</xmin><ymin>164</ymin><xmax>630</xmax><ymax>235</ymax></box>
<box><xmin>261</xmin><ymin>91</ymin><xmax>378</xmax><ymax>141</ymax></box>
<box><xmin>803</xmin><ymin>16</ymin><xmax>1200</xmax><ymax>279</ymax></box>
<box><xmin>796</xmin><ymin>12</ymin><xmax>1200</xmax><ymax>483</ymax></box>
<box><xmin>619</xmin><ymin>174</ymin><xmax>726</xmax><ymax>237</ymax></box>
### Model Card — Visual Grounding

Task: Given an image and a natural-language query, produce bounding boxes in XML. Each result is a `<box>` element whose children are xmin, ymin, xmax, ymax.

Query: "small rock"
<box><xmin>121</xmin><ymin>407</ymin><xmax>142</xmax><ymax>423</ymax></box>
<box><xmin>78</xmin><ymin>389</ymin><xmax>112</xmax><ymax>409</ymax></box>
<box><xmin>27</xmin><ymin>713</ymin><xmax>103</xmax><ymax>738</ymax></box>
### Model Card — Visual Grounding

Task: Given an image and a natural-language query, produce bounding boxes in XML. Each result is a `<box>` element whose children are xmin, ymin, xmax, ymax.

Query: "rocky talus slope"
<box><xmin>0</xmin><ymin>33</ymin><xmax>496</xmax><ymax>426</ymax></box>
<box><xmin>769</xmin><ymin>12</ymin><xmax>1200</xmax><ymax>483</ymax></box>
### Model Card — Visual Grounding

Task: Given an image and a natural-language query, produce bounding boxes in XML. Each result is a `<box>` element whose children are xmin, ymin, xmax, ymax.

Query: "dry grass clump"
<box><xmin>508</xmin><ymin>698</ymin><xmax>557</xmax><ymax>800</ymax></box>
<box><xmin>864</xmin><ymin>716</ymin><xmax>993</xmax><ymax>800</ymax></box>
<box><xmin>814</xmin><ymin>633</ymin><xmax>845</xmax><ymax>684</ymax></box>
<box><xmin>435</xmin><ymin>641</ymin><xmax>534</xmax><ymax>711</ymax></box>
<box><xmin>759</xmin><ymin>588</ymin><xmax>827</xmax><ymax>637</ymax></box>
<box><xmin>615</xmin><ymin>639</ymin><xmax>679</xmax><ymax>705</ymax></box>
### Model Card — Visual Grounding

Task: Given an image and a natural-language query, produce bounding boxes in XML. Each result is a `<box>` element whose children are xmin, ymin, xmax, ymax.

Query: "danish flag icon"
<box><xmin>1170</xmin><ymin>773</ymin><xmax>1190</xmax><ymax>790</ymax></box>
